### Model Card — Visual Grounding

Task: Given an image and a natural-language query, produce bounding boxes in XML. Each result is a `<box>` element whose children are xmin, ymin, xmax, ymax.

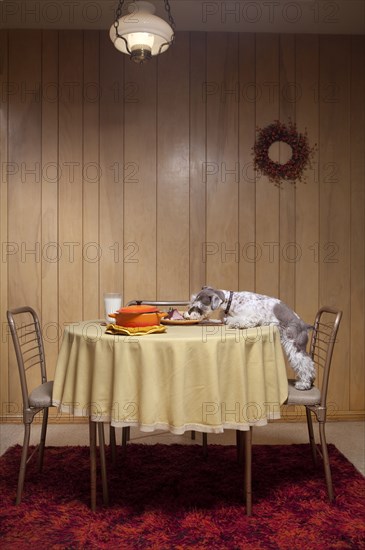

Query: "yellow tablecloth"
<box><xmin>53</xmin><ymin>321</ymin><xmax>288</xmax><ymax>434</ymax></box>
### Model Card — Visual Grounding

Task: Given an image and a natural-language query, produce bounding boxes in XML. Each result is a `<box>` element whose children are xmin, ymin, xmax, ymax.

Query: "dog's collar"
<box><xmin>224</xmin><ymin>291</ymin><xmax>234</xmax><ymax>315</ymax></box>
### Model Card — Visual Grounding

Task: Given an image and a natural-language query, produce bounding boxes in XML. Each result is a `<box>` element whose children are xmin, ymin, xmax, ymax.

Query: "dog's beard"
<box><xmin>184</xmin><ymin>304</ymin><xmax>209</xmax><ymax>321</ymax></box>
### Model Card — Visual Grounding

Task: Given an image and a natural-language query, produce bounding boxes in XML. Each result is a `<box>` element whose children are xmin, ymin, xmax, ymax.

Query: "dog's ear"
<box><xmin>211</xmin><ymin>294</ymin><xmax>222</xmax><ymax>310</ymax></box>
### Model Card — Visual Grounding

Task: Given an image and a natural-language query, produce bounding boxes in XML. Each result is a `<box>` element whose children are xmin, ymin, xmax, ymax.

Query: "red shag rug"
<box><xmin>0</xmin><ymin>444</ymin><xmax>365</xmax><ymax>549</ymax></box>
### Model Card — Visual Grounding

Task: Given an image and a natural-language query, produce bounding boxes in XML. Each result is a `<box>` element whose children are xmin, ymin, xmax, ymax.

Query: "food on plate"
<box><xmin>165</xmin><ymin>308</ymin><xmax>185</xmax><ymax>321</ymax></box>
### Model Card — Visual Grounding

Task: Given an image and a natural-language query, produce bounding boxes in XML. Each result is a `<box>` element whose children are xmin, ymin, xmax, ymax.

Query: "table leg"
<box><xmin>202</xmin><ymin>432</ymin><xmax>208</xmax><ymax>458</ymax></box>
<box><xmin>97</xmin><ymin>422</ymin><xmax>109</xmax><ymax>506</ymax></box>
<box><xmin>110</xmin><ymin>425</ymin><xmax>117</xmax><ymax>465</ymax></box>
<box><xmin>244</xmin><ymin>427</ymin><xmax>252</xmax><ymax>516</ymax></box>
<box><xmin>89</xmin><ymin>419</ymin><xmax>97</xmax><ymax>512</ymax></box>
<box><xmin>122</xmin><ymin>426</ymin><xmax>129</xmax><ymax>454</ymax></box>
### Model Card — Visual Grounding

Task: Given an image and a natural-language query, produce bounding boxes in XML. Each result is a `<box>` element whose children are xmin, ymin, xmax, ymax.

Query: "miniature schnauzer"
<box><xmin>184</xmin><ymin>286</ymin><xmax>315</xmax><ymax>390</ymax></box>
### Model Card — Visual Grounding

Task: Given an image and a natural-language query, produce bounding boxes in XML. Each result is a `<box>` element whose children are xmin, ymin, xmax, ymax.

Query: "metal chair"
<box><xmin>109</xmin><ymin>299</ymin><xmax>208</xmax><ymax>457</ymax></box>
<box><xmin>7</xmin><ymin>306</ymin><xmax>55</xmax><ymax>504</ymax></box>
<box><xmin>7</xmin><ymin>306</ymin><xmax>109</xmax><ymax>509</ymax></box>
<box><xmin>240</xmin><ymin>306</ymin><xmax>343</xmax><ymax>515</ymax></box>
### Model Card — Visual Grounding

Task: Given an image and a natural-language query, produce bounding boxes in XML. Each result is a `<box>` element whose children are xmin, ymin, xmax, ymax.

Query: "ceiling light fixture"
<box><xmin>110</xmin><ymin>0</ymin><xmax>176</xmax><ymax>64</ymax></box>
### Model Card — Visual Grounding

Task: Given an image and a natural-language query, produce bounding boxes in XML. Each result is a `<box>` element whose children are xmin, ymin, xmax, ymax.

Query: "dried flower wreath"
<box><xmin>253</xmin><ymin>120</ymin><xmax>316</xmax><ymax>186</ymax></box>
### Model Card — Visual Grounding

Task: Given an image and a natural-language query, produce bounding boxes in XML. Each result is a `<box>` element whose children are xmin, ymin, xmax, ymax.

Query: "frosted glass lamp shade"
<box><xmin>110</xmin><ymin>1</ymin><xmax>174</xmax><ymax>63</ymax></box>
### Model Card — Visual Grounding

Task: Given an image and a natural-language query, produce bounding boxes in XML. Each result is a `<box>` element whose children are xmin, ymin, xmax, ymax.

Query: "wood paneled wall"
<box><xmin>0</xmin><ymin>30</ymin><xmax>364</xmax><ymax>420</ymax></box>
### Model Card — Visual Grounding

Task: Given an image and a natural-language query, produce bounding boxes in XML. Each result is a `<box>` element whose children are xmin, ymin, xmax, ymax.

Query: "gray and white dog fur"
<box><xmin>184</xmin><ymin>286</ymin><xmax>315</xmax><ymax>390</ymax></box>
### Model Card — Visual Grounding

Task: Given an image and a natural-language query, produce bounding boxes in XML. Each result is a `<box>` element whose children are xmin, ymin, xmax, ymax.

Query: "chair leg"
<box><xmin>16</xmin><ymin>423</ymin><xmax>31</xmax><ymax>505</ymax></box>
<box><xmin>236</xmin><ymin>430</ymin><xmax>244</xmax><ymax>465</ymax></box>
<box><xmin>97</xmin><ymin>423</ymin><xmax>109</xmax><ymax>506</ymax></box>
<box><xmin>305</xmin><ymin>407</ymin><xmax>317</xmax><ymax>466</ymax></box>
<box><xmin>89</xmin><ymin>419</ymin><xmax>97</xmax><ymax>512</ymax></box>
<box><xmin>37</xmin><ymin>408</ymin><xmax>49</xmax><ymax>472</ymax></box>
<box><xmin>244</xmin><ymin>427</ymin><xmax>252</xmax><ymax>516</ymax></box>
<box><xmin>318</xmin><ymin>421</ymin><xmax>334</xmax><ymax>502</ymax></box>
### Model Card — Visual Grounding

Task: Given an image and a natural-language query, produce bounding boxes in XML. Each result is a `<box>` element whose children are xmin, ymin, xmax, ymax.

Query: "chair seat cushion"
<box><xmin>29</xmin><ymin>380</ymin><xmax>53</xmax><ymax>408</ymax></box>
<box><xmin>286</xmin><ymin>379</ymin><xmax>321</xmax><ymax>406</ymax></box>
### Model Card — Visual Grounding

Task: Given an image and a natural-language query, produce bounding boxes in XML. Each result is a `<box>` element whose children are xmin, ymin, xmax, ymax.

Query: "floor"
<box><xmin>1</xmin><ymin>421</ymin><xmax>364</xmax><ymax>475</ymax></box>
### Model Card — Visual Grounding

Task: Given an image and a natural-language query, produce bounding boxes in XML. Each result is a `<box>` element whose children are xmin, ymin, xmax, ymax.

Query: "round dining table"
<box><xmin>53</xmin><ymin>320</ymin><xmax>288</xmax><ymax>433</ymax></box>
<box><xmin>52</xmin><ymin>320</ymin><xmax>289</xmax><ymax>512</ymax></box>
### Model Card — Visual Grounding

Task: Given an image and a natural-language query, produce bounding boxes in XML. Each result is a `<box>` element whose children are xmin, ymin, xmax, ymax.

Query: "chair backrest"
<box><xmin>127</xmin><ymin>300</ymin><xmax>190</xmax><ymax>310</ymax></box>
<box><xmin>309</xmin><ymin>306</ymin><xmax>342</xmax><ymax>406</ymax></box>
<box><xmin>7</xmin><ymin>306</ymin><xmax>47</xmax><ymax>410</ymax></box>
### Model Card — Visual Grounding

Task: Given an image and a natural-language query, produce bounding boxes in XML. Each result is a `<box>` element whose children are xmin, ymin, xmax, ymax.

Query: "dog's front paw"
<box><xmin>295</xmin><ymin>380</ymin><xmax>312</xmax><ymax>391</ymax></box>
<box><xmin>224</xmin><ymin>316</ymin><xmax>246</xmax><ymax>329</ymax></box>
<box><xmin>225</xmin><ymin>320</ymin><xmax>242</xmax><ymax>329</ymax></box>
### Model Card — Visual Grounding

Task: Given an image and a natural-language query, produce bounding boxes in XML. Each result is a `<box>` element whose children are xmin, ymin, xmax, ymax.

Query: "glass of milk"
<box><xmin>103</xmin><ymin>293</ymin><xmax>122</xmax><ymax>323</ymax></box>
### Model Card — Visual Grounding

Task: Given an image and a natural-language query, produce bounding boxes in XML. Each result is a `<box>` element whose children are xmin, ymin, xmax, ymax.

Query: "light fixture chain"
<box><xmin>115</xmin><ymin>0</ymin><xmax>125</xmax><ymax>24</ymax></box>
<box><xmin>164</xmin><ymin>0</ymin><xmax>176</xmax><ymax>30</ymax></box>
